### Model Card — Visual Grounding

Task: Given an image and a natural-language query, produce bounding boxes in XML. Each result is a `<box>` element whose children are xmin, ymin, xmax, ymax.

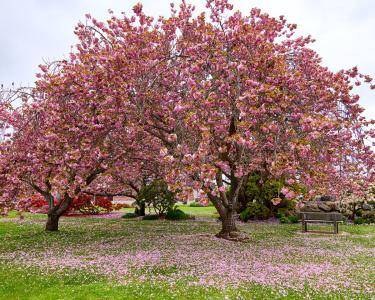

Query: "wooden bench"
<box><xmin>299</xmin><ymin>212</ymin><xmax>343</xmax><ymax>234</ymax></box>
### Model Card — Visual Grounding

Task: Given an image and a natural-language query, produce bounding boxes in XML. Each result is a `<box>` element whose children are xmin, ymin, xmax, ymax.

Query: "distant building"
<box><xmin>112</xmin><ymin>196</ymin><xmax>134</xmax><ymax>206</ymax></box>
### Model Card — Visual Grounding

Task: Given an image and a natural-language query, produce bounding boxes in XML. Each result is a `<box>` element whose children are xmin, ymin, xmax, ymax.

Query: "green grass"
<box><xmin>0</xmin><ymin>210</ymin><xmax>374</xmax><ymax>300</ymax></box>
<box><xmin>120</xmin><ymin>204</ymin><xmax>218</xmax><ymax>218</ymax></box>
<box><xmin>0</xmin><ymin>266</ymin><xmax>332</xmax><ymax>300</ymax></box>
<box><xmin>177</xmin><ymin>205</ymin><xmax>217</xmax><ymax>218</ymax></box>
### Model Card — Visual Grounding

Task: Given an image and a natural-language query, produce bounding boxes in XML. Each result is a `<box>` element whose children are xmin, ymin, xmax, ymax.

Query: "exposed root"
<box><xmin>215</xmin><ymin>230</ymin><xmax>249</xmax><ymax>242</ymax></box>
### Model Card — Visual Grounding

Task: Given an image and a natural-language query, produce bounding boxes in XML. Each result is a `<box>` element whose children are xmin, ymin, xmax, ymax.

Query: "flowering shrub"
<box><xmin>68</xmin><ymin>195</ymin><xmax>113</xmax><ymax>214</ymax></box>
<box><xmin>17</xmin><ymin>195</ymin><xmax>50</xmax><ymax>214</ymax></box>
<box><xmin>19</xmin><ymin>194</ymin><xmax>114</xmax><ymax>215</ymax></box>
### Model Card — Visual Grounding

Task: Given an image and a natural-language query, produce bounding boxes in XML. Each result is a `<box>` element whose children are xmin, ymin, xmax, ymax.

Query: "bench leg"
<box><xmin>302</xmin><ymin>221</ymin><xmax>307</xmax><ymax>232</ymax></box>
<box><xmin>334</xmin><ymin>222</ymin><xmax>338</xmax><ymax>234</ymax></box>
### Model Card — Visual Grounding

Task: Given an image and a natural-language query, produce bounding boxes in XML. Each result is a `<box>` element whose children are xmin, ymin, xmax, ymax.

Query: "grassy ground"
<box><xmin>0</xmin><ymin>211</ymin><xmax>374</xmax><ymax>300</ymax></box>
<box><xmin>121</xmin><ymin>204</ymin><xmax>218</xmax><ymax>218</ymax></box>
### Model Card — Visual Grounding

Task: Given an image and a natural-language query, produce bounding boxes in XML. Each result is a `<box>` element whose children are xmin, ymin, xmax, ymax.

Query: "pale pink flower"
<box><xmin>271</xmin><ymin>197</ymin><xmax>282</xmax><ymax>206</ymax></box>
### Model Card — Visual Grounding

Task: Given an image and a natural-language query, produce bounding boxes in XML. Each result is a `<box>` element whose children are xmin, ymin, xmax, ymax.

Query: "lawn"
<box><xmin>0</xmin><ymin>211</ymin><xmax>374</xmax><ymax>300</ymax></box>
<box><xmin>121</xmin><ymin>204</ymin><xmax>218</xmax><ymax>218</ymax></box>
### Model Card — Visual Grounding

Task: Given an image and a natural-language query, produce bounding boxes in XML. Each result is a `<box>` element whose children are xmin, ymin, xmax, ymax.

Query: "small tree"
<box><xmin>138</xmin><ymin>180</ymin><xmax>176</xmax><ymax>217</ymax></box>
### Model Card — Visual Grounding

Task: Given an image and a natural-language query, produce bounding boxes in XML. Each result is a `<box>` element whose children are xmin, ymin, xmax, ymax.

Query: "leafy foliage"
<box><xmin>245</xmin><ymin>173</ymin><xmax>284</xmax><ymax>207</ymax></box>
<box><xmin>121</xmin><ymin>212</ymin><xmax>138</xmax><ymax>219</ymax></box>
<box><xmin>276</xmin><ymin>213</ymin><xmax>299</xmax><ymax>224</ymax></box>
<box><xmin>69</xmin><ymin>195</ymin><xmax>113</xmax><ymax>214</ymax></box>
<box><xmin>189</xmin><ymin>201</ymin><xmax>203</xmax><ymax>207</ymax></box>
<box><xmin>237</xmin><ymin>173</ymin><xmax>300</xmax><ymax>220</ymax></box>
<box><xmin>165</xmin><ymin>208</ymin><xmax>191</xmax><ymax>220</ymax></box>
<box><xmin>240</xmin><ymin>202</ymin><xmax>271</xmax><ymax>222</ymax></box>
<box><xmin>18</xmin><ymin>194</ymin><xmax>114</xmax><ymax>215</ymax></box>
<box><xmin>138</xmin><ymin>180</ymin><xmax>177</xmax><ymax>216</ymax></box>
<box><xmin>354</xmin><ymin>217</ymin><xmax>365</xmax><ymax>225</ymax></box>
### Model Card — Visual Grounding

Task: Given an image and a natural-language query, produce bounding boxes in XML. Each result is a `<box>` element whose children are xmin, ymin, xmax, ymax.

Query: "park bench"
<box><xmin>299</xmin><ymin>212</ymin><xmax>343</xmax><ymax>234</ymax></box>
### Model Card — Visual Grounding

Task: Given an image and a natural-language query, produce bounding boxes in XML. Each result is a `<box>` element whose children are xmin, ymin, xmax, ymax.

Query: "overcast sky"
<box><xmin>0</xmin><ymin>0</ymin><xmax>374</xmax><ymax>119</ymax></box>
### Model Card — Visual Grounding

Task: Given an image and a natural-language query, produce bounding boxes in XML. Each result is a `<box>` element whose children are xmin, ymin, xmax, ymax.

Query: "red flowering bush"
<box><xmin>16</xmin><ymin>195</ymin><xmax>50</xmax><ymax>214</ymax></box>
<box><xmin>20</xmin><ymin>194</ymin><xmax>114</xmax><ymax>215</ymax></box>
<box><xmin>67</xmin><ymin>194</ymin><xmax>113</xmax><ymax>215</ymax></box>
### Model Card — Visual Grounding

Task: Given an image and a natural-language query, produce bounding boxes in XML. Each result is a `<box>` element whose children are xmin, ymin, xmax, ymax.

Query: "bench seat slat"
<box><xmin>299</xmin><ymin>212</ymin><xmax>343</xmax><ymax>221</ymax></box>
<box><xmin>303</xmin><ymin>220</ymin><xmax>342</xmax><ymax>223</ymax></box>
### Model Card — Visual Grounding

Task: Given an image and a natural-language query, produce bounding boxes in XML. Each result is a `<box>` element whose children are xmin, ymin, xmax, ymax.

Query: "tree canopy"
<box><xmin>0</xmin><ymin>0</ymin><xmax>374</xmax><ymax>237</ymax></box>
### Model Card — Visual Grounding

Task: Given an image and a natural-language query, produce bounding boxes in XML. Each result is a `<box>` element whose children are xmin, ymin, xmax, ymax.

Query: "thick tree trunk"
<box><xmin>44</xmin><ymin>193</ymin><xmax>74</xmax><ymax>231</ymax></box>
<box><xmin>135</xmin><ymin>200</ymin><xmax>146</xmax><ymax>216</ymax></box>
<box><xmin>217</xmin><ymin>210</ymin><xmax>238</xmax><ymax>239</ymax></box>
<box><xmin>139</xmin><ymin>201</ymin><xmax>145</xmax><ymax>217</ymax></box>
<box><xmin>208</xmin><ymin>173</ymin><xmax>245</xmax><ymax>240</ymax></box>
<box><xmin>45</xmin><ymin>213</ymin><xmax>60</xmax><ymax>231</ymax></box>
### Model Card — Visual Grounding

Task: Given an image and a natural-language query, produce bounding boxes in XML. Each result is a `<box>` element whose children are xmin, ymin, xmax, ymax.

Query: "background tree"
<box><xmin>0</xmin><ymin>52</ymin><xmax>144</xmax><ymax>230</ymax></box>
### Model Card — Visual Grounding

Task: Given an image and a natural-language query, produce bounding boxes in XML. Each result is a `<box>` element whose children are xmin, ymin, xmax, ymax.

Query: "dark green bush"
<box><xmin>235</xmin><ymin>172</ymin><xmax>304</xmax><ymax>217</ymax></box>
<box><xmin>354</xmin><ymin>217</ymin><xmax>365</xmax><ymax>225</ymax></box>
<box><xmin>277</xmin><ymin>213</ymin><xmax>299</xmax><ymax>224</ymax></box>
<box><xmin>244</xmin><ymin>173</ymin><xmax>283</xmax><ymax>209</ymax></box>
<box><xmin>277</xmin><ymin>200</ymin><xmax>297</xmax><ymax>216</ymax></box>
<box><xmin>239</xmin><ymin>209</ymin><xmax>250</xmax><ymax>222</ymax></box>
<box><xmin>248</xmin><ymin>201</ymin><xmax>271</xmax><ymax>219</ymax></box>
<box><xmin>138</xmin><ymin>180</ymin><xmax>177</xmax><ymax>216</ymax></box>
<box><xmin>288</xmin><ymin>215</ymin><xmax>299</xmax><ymax>223</ymax></box>
<box><xmin>121</xmin><ymin>212</ymin><xmax>138</xmax><ymax>219</ymax></box>
<box><xmin>166</xmin><ymin>208</ymin><xmax>191</xmax><ymax>220</ymax></box>
<box><xmin>143</xmin><ymin>214</ymin><xmax>159</xmax><ymax>220</ymax></box>
<box><xmin>276</xmin><ymin>207</ymin><xmax>290</xmax><ymax>217</ymax></box>
<box><xmin>240</xmin><ymin>201</ymin><xmax>271</xmax><ymax>221</ymax></box>
<box><xmin>279</xmin><ymin>215</ymin><xmax>290</xmax><ymax>224</ymax></box>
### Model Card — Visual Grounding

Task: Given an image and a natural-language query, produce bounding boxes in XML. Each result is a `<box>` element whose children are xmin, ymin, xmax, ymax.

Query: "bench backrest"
<box><xmin>299</xmin><ymin>212</ymin><xmax>343</xmax><ymax>221</ymax></box>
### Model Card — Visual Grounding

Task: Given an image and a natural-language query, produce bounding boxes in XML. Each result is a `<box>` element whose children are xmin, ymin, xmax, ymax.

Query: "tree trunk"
<box><xmin>217</xmin><ymin>209</ymin><xmax>238</xmax><ymax>239</ymax></box>
<box><xmin>45</xmin><ymin>213</ymin><xmax>60</xmax><ymax>231</ymax></box>
<box><xmin>139</xmin><ymin>201</ymin><xmax>145</xmax><ymax>216</ymax></box>
<box><xmin>135</xmin><ymin>200</ymin><xmax>146</xmax><ymax>216</ymax></box>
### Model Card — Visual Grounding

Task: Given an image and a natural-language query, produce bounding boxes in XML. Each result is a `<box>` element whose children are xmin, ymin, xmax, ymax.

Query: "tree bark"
<box><xmin>207</xmin><ymin>174</ymin><xmax>244</xmax><ymax>240</ymax></box>
<box><xmin>135</xmin><ymin>200</ymin><xmax>146</xmax><ymax>216</ymax></box>
<box><xmin>139</xmin><ymin>201</ymin><xmax>145</xmax><ymax>216</ymax></box>
<box><xmin>45</xmin><ymin>193</ymin><xmax>73</xmax><ymax>231</ymax></box>
<box><xmin>45</xmin><ymin>213</ymin><xmax>60</xmax><ymax>231</ymax></box>
<box><xmin>217</xmin><ymin>209</ymin><xmax>238</xmax><ymax>239</ymax></box>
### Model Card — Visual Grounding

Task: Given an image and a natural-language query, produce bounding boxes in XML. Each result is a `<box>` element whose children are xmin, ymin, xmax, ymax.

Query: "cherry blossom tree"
<box><xmin>115</xmin><ymin>0</ymin><xmax>374</xmax><ymax>238</ymax></box>
<box><xmin>1</xmin><ymin>0</ymin><xmax>374</xmax><ymax>239</ymax></box>
<box><xmin>86</xmin><ymin>144</ymin><xmax>166</xmax><ymax>216</ymax></box>
<box><xmin>0</xmin><ymin>55</ymin><xmax>147</xmax><ymax>230</ymax></box>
